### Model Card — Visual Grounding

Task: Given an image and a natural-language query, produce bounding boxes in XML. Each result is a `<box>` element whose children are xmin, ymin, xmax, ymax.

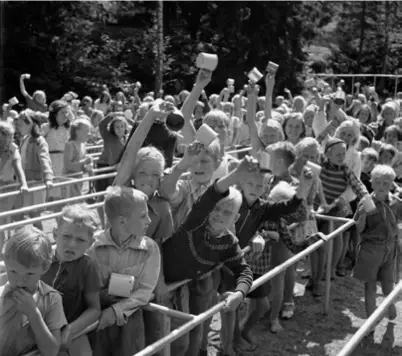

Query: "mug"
<box><xmin>305</xmin><ymin>78</ymin><xmax>316</xmax><ymax>89</ymax></box>
<box><xmin>166</xmin><ymin>107</ymin><xmax>185</xmax><ymax>132</ymax></box>
<box><xmin>196</xmin><ymin>124</ymin><xmax>219</xmax><ymax>147</ymax></box>
<box><xmin>362</xmin><ymin>195</ymin><xmax>376</xmax><ymax>213</ymax></box>
<box><xmin>108</xmin><ymin>273</ymin><xmax>135</xmax><ymax>298</ymax></box>
<box><xmin>305</xmin><ymin>161</ymin><xmax>321</xmax><ymax>177</ymax></box>
<box><xmin>25</xmin><ymin>74</ymin><xmax>31</xmax><ymax>79</ymax></box>
<box><xmin>266</xmin><ymin>61</ymin><xmax>279</xmax><ymax>75</ymax></box>
<box><xmin>248</xmin><ymin>67</ymin><xmax>263</xmax><ymax>83</ymax></box>
<box><xmin>8</xmin><ymin>97</ymin><xmax>19</xmax><ymax>106</ymax></box>
<box><xmin>259</xmin><ymin>151</ymin><xmax>271</xmax><ymax>172</ymax></box>
<box><xmin>196</xmin><ymin>53</ymin><xmax>218</xmax><ymax>71</ymax></box>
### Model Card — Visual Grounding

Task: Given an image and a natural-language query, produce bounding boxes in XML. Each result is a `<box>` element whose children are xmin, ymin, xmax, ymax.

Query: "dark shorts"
<box><xmin>247</xmin><ymin>274</ymin><xmax>271</xmax><ymax>299</ymax></box>
<box><xmin>95</xmin><ymin>163</ymin><xmax>116</xmax><ymax>193</ymax></box>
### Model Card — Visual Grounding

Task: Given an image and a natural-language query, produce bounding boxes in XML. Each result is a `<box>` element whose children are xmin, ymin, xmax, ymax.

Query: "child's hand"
<box><xmin>177</xmin><ymin>141</ymin><xmax>203</xmax><ymax>171</ymax></box>
<box><xmin>149</xmin><ymin>100</ymin><xmax>175</xmax><ymax>119</ymax></box>
<box><xmin>60</xmin><ymin>324</ymin><xmax>73</xmax><ymax>352</ymax></box>
<box><xmin>249</xmin><ymin>234</ymin><xmax>265</xmax><ymax>260</ymax></box>
<box><xmin>284</xmin><ymin>88</ymin><xmax>291</xmax><ymax>94</ymax></box>
<box><xmin>220</xmin><ymin>291</ymin><xmax>243</xmax><ymax>312</ymax></box>
<box><xmin>265</xmin><ymin>74</ymin><xmax>275</xmax><ymax>92</ymax></box>
<box><xmin>45</xmin><ymin>180</ymin><xmax>53</xmax><ymax>191</ymax></box>
<box><xmin>97</xmin><ymin>307</ymin><xmax>116</xmax><ymax>330</ymax></box>
<box><xmin>20</xmin><ymin>184</ymin><xmax>29</xmax><ymax>194</ymax></box>
<box><xmin>196</xmin><ymin>69</ymin><xmax>212</xmax><ymax>88</ymax></box>
<box><xmin>12</xmin><ymin>288</ymin><xmax>37</xmax><ymax>318</ymax></box>
<box><xmin>355</xmin><ymin>82</ymin><xmax>361</xmax><ymax>88</ymax></box>
<box><xmin>154</xmin><ymin>281</ymin><xmax>170</xmax><ymax>303</ymax></box>
<box><xmin>84</xmin><ymin>156</ymin><xmax>93</xmax><ymax>165</ymax></box>
<box><xmin>21</xmin><ymin>73</ymin><xmax>31</xmax><ymax>80</ymax></box>
<box><xmin>235</xmin><ymin>155</ymin><xmax>260</xmax><ymax>181</ymax></box>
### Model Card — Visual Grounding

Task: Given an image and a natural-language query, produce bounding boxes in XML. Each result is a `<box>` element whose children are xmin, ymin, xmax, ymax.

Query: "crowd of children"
<box><xmin>0</xmin><ymin>67</ymin><xmax>401</xmax><ymax>356</ymax></box>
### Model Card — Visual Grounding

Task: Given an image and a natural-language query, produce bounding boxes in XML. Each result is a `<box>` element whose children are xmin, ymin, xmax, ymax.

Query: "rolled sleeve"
<box><xmin>112</xmin><ymin>241</ymin><xmax>161</xmax><ymax>326</ymax></box>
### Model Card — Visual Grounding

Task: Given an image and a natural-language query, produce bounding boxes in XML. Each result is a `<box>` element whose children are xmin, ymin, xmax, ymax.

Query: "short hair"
<box><xmin>379</xmin><ymin>144</ymin><xmax>397</xmax><ymax>159</ymax></box>
<box><xmin>69</xmin><ymin>118</ymin><xmax>92</xmax><ymax>140</ymax></box>
<box><xmin>134</xmin><ymin>146</ymin><xmax>166</xmax><ymax>173</ymax></box>
<box><xmin>259</xmin><ymin>119</ymin><xmax>285</xmax><ymax>141</ymax></box>
<box><xmin>371</xmin><ymin>164</ymin><xmax>396</xmax><ymax>181</ymax></box>
<box><xmin>383</xmin><ymin>124</ymin><xmax>402</xmax><ymax>141</ymax></box>
<box><xmin>4</xmin><ymin>226</ymin><xmax>53</xmax><ymax>269</ymax></box>
<box><xmin>269</xmin><ymin>141</ymin><xmax>296</xmax><ymax>167</ymax></box>
<box><xmin>32</xmin><ymin>90</ymin><xmax>46</xmax><ymax>102</ymax></box>
<box><xmin>18</xmin><ymin>109</ymin><xmax>42</xmax><ymax>139</ymax></box>
<box><xmin>216</xmin><ymin>187</ymin><xmax>242</xmax><ymax>215</ymax></box>
<box><xmin>358</xmin><ymin>136</ymin><xmax>370</xmax><ymax>150</ymax></box>
<box><xmin>203</xmin><ymin>110</ymin><xmax>230</xmax><ymax>129</ymax></box>
<box><xmin>292</xmin><ymin>96</ymin><xmax>307</xmax><ymax>111</ymax></box>
<box><xmin>57</xmin><ymin>204</ymin><xmax>100</xmax><ymax>239</ymax></box>
<box><xmin>295</xmin><ymin>137</ymin><xmax>320</xmax><ymax>158</ymax></box>
<box><xmin>0</xmin><ymin>120</ymin><xmax>15</xmax><ymax>138</ymax></box>
<box><xmin>104</xmin><ymin>186</ymin><xmax>148</xmax><ymax>222</ymax></box>
<box><xmin>222</xmin><ymin>102</ymin><xmax>235</xmax><ymax>116</ymax></box>
<box><xmin>361</xmin><ymin>147</ymin><xmax>379</xmax><ymax>162</ymax></box>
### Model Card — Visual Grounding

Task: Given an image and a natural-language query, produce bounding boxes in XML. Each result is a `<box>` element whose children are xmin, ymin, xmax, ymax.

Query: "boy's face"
<box><xmin>300</xmin><ymin>145</ymin><xmax>319</xmax><ymax>164</ymax></box>
<box><xmin>190</xmin><ymin>151</ymin><xmax>218</xmax><ymax>184</ymax></box>
<box><xmin>260</xmin><ymin>126</ymin><xmax>280</xmax><ymax>146</ymax></box>
<box><xmin>208</xmin><ymin>199</ymin><xmax>239</xmax><ymax>236</ymax></box>
<box><xmin>326</xmin><ymin>143</ymin><xmax>346</xmax><ymax>165</ymax></box>
<box><xmin>361</xmin><ymin>156</ymin><xmax>376</xmax><ymax>173</ymax></box>
<box><xmin>385</xmin><ymin>131</ymin><xmax>398</xmax><ymax>145</ymax></box>
<box><xmin>380</xmin><ymin>151</ymin><xmax>394</xmax><ymax>165</ymax></box>
<box><xmin>54</xmin><ymin>221</ymin><xmax>92</xmax><ymax>262</ymax></box>
<box><xmin>5</xmin><ymin>258</ymin><xmax>48</xmax><ymax>294</ymax></box>
<box><xmin>133</xmin><ymin>159</ymin><xmax>164</xmax><ymax>197</ymax></box>
<box><xmin>270</xmin><ymin>152</ymin><xmax>288</xmax><ymax>176</ymax></box>
<box><xmin>241</xmin><ymin>172</ymin><xmax>265</xmax><ymax>204</ymax></box>
<box><xmin>124</xmin><ymin>200</ymin><xmax>151</xmax><ymax>236</ymax></box>
<box><xmin>303</xmin><ymin>111</ymin><xmax>314</xmax><ymax>127</ymax></box>
<box><xmin>371</xmin><ymin>176</ymin><xmax>394</xmax><ymax>199</ymax></box>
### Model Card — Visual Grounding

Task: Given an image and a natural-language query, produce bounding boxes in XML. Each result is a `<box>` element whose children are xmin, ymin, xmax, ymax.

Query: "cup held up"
<box><xmin>196</xmin><ymin>53</ymin><xmax>219</xmax><ymax>71</ymax></box>
<box><xmin>196</xmin><ymin>124</ymin><xmax>219</xmax><ymax>147</ymax></box>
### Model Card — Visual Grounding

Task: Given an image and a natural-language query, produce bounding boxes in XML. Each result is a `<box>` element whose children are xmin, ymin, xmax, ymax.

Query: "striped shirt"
<box><xmin>319</xmin><ymin>156</ymin><xmax>368</xmax><ymax>204</ymax></box>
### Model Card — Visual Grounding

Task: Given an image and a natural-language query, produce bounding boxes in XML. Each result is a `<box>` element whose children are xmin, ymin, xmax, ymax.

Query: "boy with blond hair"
<box><xmin>41</xmin><ymin>204</ymin><xmax>101</xmax><ymax>355</ymax></box>
<box><xmin>1</xmin><ymin>226</ymin><xmax>67</xmax><ymax>356</ymax></box>
<box><xmin>87</xmin><ymin>186</ymin><xmax>161</xmax><ymax>356</ymax></box>
<box><xmin>353</xmin><ymin>165</ymin><xmax>401</xmax><ymax>323</ymax></box>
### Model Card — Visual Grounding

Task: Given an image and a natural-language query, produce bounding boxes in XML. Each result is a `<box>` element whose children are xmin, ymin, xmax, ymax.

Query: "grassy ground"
<box><xmin>207</xmin><ymin>261</ymin><xmax>402</xmax><ymax>356</ymax></box>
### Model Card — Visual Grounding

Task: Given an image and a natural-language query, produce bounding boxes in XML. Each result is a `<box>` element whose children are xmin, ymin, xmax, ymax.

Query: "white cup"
<box><xmin>108</xmin><ymin>273</ymin><xmax>135</xmax><ymax>298</ymax></box>
<box><xmin>362</xmin><ymin>195</ymin><xmax>376</xmax><ymax>213</ymax></box>
<box><xmin>306</xmin><ymin>161</ymin><xmax>321</xmax><ymax>176</ymax></box>
<box><xmin>196</xmin><ymin>124</ymin><xmax>219</xmax><ymax>147</ymax></box>
<box><xmin>135</xmin><ymin>81</ymin><xmax>142</xmax><ymax>89</ymax></box>
<box><xmin>9</xmin><ymin>97</ymin><xmax>19</xmax><ymax>106</ymax></box>
<box><xmin>259</xmin><ymin>151</ymin><xmax>271</xmax><ymax>172</ymax></box>
<box><xmin>266</xmin><ymin>62</ymin><xmax>279</xmax><ymax>74</ymax></box>
<box><xmin>227</xmin><ymin>78</ymin><xmax>235</xmax><ymax>86</ymax></box>
<box><xmin>305</xmin><ymin>78</ymin><xmax>316</xmax><ymax>89</ymax></box>
<box><xmin>196</xmin><ymin>53</ymin><xmax>218</xmax><ymax>71</ymax></box>
<box><xmin>25</xmin><ymin>74</ymin><xmax>31</xmax><ymax>79</ymax></box>
<box><xmin>248</xmin><ymin>67</ymin><xmax>263</xmax><ymax>83</ymax></box>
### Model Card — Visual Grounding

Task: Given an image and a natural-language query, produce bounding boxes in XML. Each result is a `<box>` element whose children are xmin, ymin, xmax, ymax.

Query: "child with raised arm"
<box><xmin>41</xmin><ymin>204</ymin><xmax>101</xmax><ymax>355</ymax></box>
<box><xmin>353</xmin><ymin>165</ymin><xmax>401</xmax><ymax>323</ymax></box>
<box><xmin>0</xmin><ymin>226</ymin><xmax>67</xmax><ymax>356</ymax></box>
<box><xmin>87</xmin><ymin>186</ymin><xmax>161</xmax><ymax>356</ymax></box>
<box><xmin>19</xmin><ymin>74</ymin><xmax>48</xmax><ymax>113</ymax></box>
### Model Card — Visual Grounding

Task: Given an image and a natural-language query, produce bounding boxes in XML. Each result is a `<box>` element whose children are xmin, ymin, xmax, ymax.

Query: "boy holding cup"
<box><xmin>353</xmin><ymin>165</ymin><xmax>401</xmax><ymax>322</ymax></box>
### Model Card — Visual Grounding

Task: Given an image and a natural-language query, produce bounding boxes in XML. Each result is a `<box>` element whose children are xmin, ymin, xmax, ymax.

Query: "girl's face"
<box><xmin>285</xmin><ymin>118</ymin><xmax>303</xmax><ymax>143</ymax></box>
<box><xmin>56</xmin><ymin>106</ymin><xmax>73</xmax><ymax>126</ymax></box>
<box><xmin>380</xmin><ymin>151</ymin><xmax>394</xmax><ymax>165</ymax></box>
<box><xmin>116</xmin><ymin>92</ymin><xmax>124</xmax><ymax>101</ymax></box>
<box><xmin>358</xmin><ymin>108</ymin><xmax>370</xmax><ymax>124</ymax></box>
<box><xmin>194</xmin><ymin>106</ymin><xmax>204</xmax><ymax>120</ymax></box>
<box><xmin>77</xmin><ymin>124</ymin><xmax>91</xmax><ymax>143</ymax></box>
<box><xmin>383</xmin><ymin>108</ymin><xmax>395</xmax><ymax>125</ymax></box>
<box><xmin>338</xmin><ymin>127</ymin><xmax>356</xmax><ymax>146</ymax></box>
<box><xmin>16</xmin><ymin>119</ymin><xmax>32</xmax><ymax>137</ymax></box>
<box><xmin>293</xmin><ymin>99</ymin><xmax>305</xmax><ymax>113</ymax></box>
<box><xmin>300</xmin><ymin>145</ymin><xmax>319</xmax><ymax>164</ymax></box>
<box><xmin>33</xmin><ymin>92</ymin><xmax>46</xmax><ymax>106</ymax></box>
<box><xmin>133</xmin><ymin>159</ymin><xmax>164</xmax><ymax>197</ymax></box>
<box><xmin>260</xmin><ymin>126</ymin><xmax>281</xmax><ymax>146</ymax></box>
<box><xmin>113</xmin><ymin>120</ymin><xmax>126</xmax><ymax>139</ymax></box>
<box><xmin>203</xmin><ymin>119</ymin><xmax>228</xmax><ymax>147</ymax></box>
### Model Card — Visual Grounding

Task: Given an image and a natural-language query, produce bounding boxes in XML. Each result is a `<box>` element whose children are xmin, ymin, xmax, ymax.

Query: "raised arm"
<box><xmin>19</xmin><ymin>74</ymin><xmax>32</xmax><ymax>99</ymax></box>
<box><xmin>246</xmin><ymin>84</ymin><xmax>264</xmax><ymax>157</ymax></box>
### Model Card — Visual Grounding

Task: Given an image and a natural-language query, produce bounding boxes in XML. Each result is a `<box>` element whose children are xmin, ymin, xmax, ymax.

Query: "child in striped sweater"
<box><xmin>318</xmin><ymin>137</ymin><xmax>370</xmax><ymax>279</ymax></box>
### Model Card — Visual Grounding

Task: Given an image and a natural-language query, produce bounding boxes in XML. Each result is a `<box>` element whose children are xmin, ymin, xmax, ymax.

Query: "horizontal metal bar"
<box><xmin>315</xmin><ymin>73</ymin><xmax>402</xmax><ymax>78</ymax></box>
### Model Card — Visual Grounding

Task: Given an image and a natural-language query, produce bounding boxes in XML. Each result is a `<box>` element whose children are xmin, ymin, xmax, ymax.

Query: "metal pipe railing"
<box><xmin>337</xmin><ymin>280</ymin><xmax>402</xmax><ymax>356</ymax></box>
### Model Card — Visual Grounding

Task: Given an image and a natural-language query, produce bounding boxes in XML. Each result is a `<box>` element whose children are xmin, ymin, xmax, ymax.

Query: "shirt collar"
<box><xmin>189</xmin><ymin>177</ymin><xmax>211</xmax><ymax>194</ymax></box>
<box><xmin>94</xmin><ymin>229</ymin><xmax>149</xmax><ymax>251</ymax></box>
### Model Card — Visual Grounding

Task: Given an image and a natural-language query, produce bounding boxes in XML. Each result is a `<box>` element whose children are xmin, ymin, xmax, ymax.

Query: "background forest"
<box><xmin>1</xmin><ymin>1</ymin><xmax>401</xmax><ymax>103</ymax></box>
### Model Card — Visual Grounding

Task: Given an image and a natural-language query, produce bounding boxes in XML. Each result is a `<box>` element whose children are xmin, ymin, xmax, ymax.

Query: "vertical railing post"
<box><xmin>324</xmin><ymin>220</ymin><xmax>334</xmax><ymax>314</ymax></box>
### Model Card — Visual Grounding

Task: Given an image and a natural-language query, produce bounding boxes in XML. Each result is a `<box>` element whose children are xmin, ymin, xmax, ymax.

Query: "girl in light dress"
<box><xmin>0</xmin><ymin>121</ymin><xmax>28</xmax><ymax>257</ymax></box>
<box><xmin>63</xmin><ymin>118</ymin><xmax>93</xmax><ymax>198</ymax></box>
<box><xmin>41</xmin><ymin>100</ymin><xmax>73</xmax><ymax>200</ymax></box>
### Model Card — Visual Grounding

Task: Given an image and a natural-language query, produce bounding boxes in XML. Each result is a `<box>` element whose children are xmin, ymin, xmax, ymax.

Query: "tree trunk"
<box><xmin>356</xmin><ymin>1</ymin><xmax>366</xmax><ymax>68</ymax></box>
<box><xmin>154</xmin><ymin>0</ymin><xmax>163</xmax><ymax>98</ymax></box>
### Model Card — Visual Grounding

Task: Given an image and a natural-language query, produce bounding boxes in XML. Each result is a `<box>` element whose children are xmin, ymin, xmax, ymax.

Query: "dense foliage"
<box><xmin>1</xmin><ymin>1</ymin><xmax>401</xmax><ymax>103</ymax></box>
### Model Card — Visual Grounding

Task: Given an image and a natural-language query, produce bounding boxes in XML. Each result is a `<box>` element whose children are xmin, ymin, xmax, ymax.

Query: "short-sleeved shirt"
<box><xmin>24</xmin><ymin>95</ymin><xmax>48</xmax><ymax>113</ymax></box>
<box><xmin>41</xmin><ymin>254</ymin><xmax>101</xmax><ymax>323</ymax></box>
<box><xmin>0</xmin><ymin>280</ymin><xmax>67</xmax><ymax>356</ymax></box>
<box><xmin>0</xmin><ymin>143</ymin><xmax>20</xmax><ymax>183</ymax></box>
